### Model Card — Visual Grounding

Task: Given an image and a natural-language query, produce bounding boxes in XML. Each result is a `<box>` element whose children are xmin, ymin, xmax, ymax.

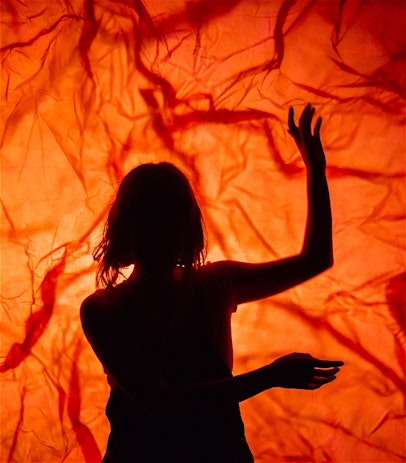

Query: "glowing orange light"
<box><xmin>1</xmin><ymin>1</ymin><xmax>405</xmax><ymax>462</ymax></box>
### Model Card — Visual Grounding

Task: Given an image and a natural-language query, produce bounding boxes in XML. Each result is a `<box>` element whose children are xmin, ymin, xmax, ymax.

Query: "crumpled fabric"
<box><xmin>0</xmin><ymin>1</ymin><xmax>404</xmax><ymax>462</ymax></box>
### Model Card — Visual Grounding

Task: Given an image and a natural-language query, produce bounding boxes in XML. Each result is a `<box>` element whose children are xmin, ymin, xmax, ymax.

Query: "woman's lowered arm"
<box><xmin>81</xmin><ymin>295</ymin><xmax>342</xmax><ymax>416</ymax></box>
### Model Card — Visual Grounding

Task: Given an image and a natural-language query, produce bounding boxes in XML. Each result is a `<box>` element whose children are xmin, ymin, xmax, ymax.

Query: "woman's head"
<box><xmin>94</xmin><ymin>162</ymin><xmax>205</xmax><ymax>286</ymax></box>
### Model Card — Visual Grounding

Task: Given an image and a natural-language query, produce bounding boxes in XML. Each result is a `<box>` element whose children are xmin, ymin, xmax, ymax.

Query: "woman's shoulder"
<box><xmin>80</xmin><ymin>287</ymin><xmax>120</xmax><ymax>328</ymax></box>
<box><xmin>198</xmin><ymin>261</ymin><xmax>236</xmax><ymax>307</ymax></box>
<box><xmin>199</xmin><ymin>260</ymin><xmax>234</xmax><ymax>284</ymax></box>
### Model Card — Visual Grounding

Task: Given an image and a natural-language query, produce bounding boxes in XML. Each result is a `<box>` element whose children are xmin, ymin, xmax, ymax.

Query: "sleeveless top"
<box><xmin>100</xmin><ymin>264</ymin><xmax>254</xmax><ymax>463</ymax></box>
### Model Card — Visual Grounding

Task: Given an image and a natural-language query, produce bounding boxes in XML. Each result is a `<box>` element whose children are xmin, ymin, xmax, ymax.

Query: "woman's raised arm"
<box><xmin>227</xmin><ymin>104</ymin><xmax>333</xmax><ymax>305</ymax></box>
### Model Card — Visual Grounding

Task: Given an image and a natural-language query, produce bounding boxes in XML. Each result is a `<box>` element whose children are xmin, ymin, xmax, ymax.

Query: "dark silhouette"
<box><xmin>81</xmin><ymin>104</ymin><xmax>343</xmax><ymax>463</ymax></box>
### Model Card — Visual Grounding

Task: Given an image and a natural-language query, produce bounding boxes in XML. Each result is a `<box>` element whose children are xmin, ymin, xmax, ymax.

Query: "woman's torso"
<box><xmin>97</xmin><ymin>263</ymin><xmax>253</xmax><ymax>462</ymax></box>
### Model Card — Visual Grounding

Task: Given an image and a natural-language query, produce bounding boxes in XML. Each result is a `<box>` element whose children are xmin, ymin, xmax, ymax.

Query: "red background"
<box><xmin>1</xmin><ymin>1</ymin><xmax>405</xmax><ymax>462</ymax></box>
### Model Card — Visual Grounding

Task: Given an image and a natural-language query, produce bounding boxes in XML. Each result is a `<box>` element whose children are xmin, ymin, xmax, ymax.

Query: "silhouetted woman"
<box><xmin>81</xmin><ymin>105</ymin><xmax>343</xmax><ymax>463</ymax></box>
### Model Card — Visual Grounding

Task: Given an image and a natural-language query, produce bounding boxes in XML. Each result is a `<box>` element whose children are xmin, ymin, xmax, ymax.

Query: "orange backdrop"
<box><xmin>1</xmin><ymin>1</ymin><xmax>405</xmax><ymax>462</ymax></box>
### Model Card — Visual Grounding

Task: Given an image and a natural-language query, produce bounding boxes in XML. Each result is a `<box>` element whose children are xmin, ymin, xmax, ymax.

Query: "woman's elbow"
<box><xmin>314</xmin><ymin>253</ymin><xmax>334</xmax><ymax>274</ymax></box>
<box><xmin>304</xmin><ymin>251</ymin><xmax>333</xmax><ymax>277</ymax></box>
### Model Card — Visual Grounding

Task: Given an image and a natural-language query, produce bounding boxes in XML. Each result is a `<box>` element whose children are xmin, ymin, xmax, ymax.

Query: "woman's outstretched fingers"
<box><xmin>288</xmin><ymin>104</ymin><xmax>328</xmax><ymax>171</ymax></box>
<box><xmin>314</xmin><ymin>367</ymin><xmax>341</xmax><ymax>378</ymax></box>
<box><xmin>314</xmin><ymin>116</ymin><xmax>322</xmax><ymax>138</ymax></box>
<box><xmin>268</xmin><ymin>353</ymin><xmax>343</xmax><ymax>390</ymax></box>
<box><xmin>299</xmin><ymin>103</ymin><xmax>311</xmax><ymax>132</ymax></box>
<box><xmin>307</xmin><ymin>365</ymin><xmax>341</xmax><ymax>389</ymax></box>
<box><xmin>288</xmin><ymin>107</ymin><xmax>299</xmax><ymax>140</ymax></box>
<box><xmin>313</xmin><ymin>359</ymin><xmax>344</xmax><ymax>368</ymax></box>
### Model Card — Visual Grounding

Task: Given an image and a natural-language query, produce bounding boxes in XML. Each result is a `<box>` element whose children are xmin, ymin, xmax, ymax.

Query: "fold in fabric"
<box><xmin>1</xmin><ymin>1</ymin><xmax>405</xmax><ymax>461</ymax></box>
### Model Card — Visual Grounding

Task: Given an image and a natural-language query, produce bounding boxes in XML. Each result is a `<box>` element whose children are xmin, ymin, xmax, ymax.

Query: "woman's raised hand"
<box><xmin>288</xmin><ymin>104</ymin><xmax>326</xmax><ymax>171</ymax></box>
<box><xmin>267</xmin><ymin>352</ymin><xmax>343</xmax><ymax>390</ymax></box>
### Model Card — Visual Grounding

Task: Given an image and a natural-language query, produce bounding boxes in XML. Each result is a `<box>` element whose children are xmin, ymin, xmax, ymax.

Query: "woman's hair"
<box><xmin>93</xmin><ymin>162</ymin><xmax>206</xmax><ymax>287</ymax></box>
